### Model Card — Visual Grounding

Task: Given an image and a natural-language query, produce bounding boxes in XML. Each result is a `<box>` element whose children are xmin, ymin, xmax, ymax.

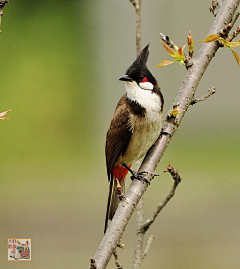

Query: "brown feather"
<box><xmin>105</xmin><ymin>94</ymin><xmax>132</xmax><ymax>181</ymax></box>
<box><xmin>104</xmin><ymin>94</ymin><xmax>133</xmax><ymax>233</ymax></box>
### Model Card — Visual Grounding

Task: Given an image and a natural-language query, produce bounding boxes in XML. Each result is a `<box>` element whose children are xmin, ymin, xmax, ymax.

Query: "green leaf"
<box><xmin>160</xmin><ymin>41</ymin><xmax>176</xmax><ymax>57</ymax></box>
<box><xmin>155</xmin><ymin>60</ymin><xmax>175</xmax><ymax>68</ymax></box>
<box><xmin>199</xmin><ymin>34</ymin><xmax>220</xmax><ymax>43</ymax></box>
<box><xmin>232</xmin><ymin>50</ymin><xmax>240</xmax><ymax>66</ymax></box>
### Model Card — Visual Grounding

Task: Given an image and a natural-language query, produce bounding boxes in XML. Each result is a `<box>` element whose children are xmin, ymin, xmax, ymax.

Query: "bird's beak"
<box><xmin>119</xmin><ymin>75</ymin><xmax>132</xmax><ymax>82</ymax></box>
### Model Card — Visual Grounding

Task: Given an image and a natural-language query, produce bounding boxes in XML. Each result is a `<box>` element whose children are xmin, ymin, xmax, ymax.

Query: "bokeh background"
<box><xmin>0</xmin><ymin>0</ymin><xmax>239</xmax><ymax>268</ymax></box>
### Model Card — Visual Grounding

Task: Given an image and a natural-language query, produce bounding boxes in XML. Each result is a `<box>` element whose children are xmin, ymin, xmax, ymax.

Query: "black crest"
<box><xmin>125</xmin><ymin>44</ymin><xmax>157</xmax><ymax>85</ymax></box>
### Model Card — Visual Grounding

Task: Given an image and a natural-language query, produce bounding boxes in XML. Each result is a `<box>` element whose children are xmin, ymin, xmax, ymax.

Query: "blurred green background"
<box><xmin>0</xmin><ymin>0</ymin><xmax>239</xmax><ymax>268</ymax></box>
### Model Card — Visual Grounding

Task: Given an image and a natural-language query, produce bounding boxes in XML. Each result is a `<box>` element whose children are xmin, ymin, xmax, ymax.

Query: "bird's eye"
<box><xmin>140</xmin><ymin>77</ymin><xmax>148</xmax><ymax>83</ymax></box>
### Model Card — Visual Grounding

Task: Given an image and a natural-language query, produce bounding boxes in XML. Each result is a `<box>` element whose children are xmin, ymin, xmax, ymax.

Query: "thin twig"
<box><xmin>130</xmin><ymin>0</ymin><xmax>141</xmax><ymax>56</ymax></box>
<box><xmin>191</xmin><ymin>87</ymin><xmax>216</xmax><ymax>105</ymax></box>
<box><xmin>113</xmin><ymin>249</ymin><xmax>124</xmax><ymax>269</ymax></box>
<box><xmin>164</xmin><ymin>164</ymin><xmax>182</xmax><ymax>183</ymax></box>
<box><xmin>219</xmin><ymin>10</ymin><xmax>240</xmax><ymax>38</ymax></box>
<box><xmin>135</xmin><ymin>0</ymin><xmax>141</xmax><ymax>56</ymax></box>
<box><xmin>231</xmin><ymin>9</ymin><xmax>240</xmax><ymax>28</ymax></box>
<box><xmin>159</xmin><ymin>33</ymin><xmax>178</xmax><ymax>51</ymax></box>
<box><xmin>0</xmin><ymin>0</ymin><xmax>9</xmax><ymax>32</ymax></box>
<box><xmin>142</xmin><ymin>235</ymin><xmax>155</xmax><ymax>260</ymax></box>
<box><xmin>228</xmin><ymin>25</ymin><xmax>240</xmax><ymax>41</ymax></box>
<box><xmin>141</xmin><ymin>165</ymin><xmax>182</xmax><ymax>233</ymax></box>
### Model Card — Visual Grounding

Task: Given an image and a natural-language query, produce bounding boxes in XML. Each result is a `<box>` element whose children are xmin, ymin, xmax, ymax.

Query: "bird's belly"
<box><xmin>116</xmin><ymin>113</ymin><xmax>163</xmax><ymax>165</ymax></box>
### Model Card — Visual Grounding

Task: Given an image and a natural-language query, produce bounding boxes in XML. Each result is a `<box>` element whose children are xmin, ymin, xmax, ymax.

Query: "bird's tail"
<box><xmin>104</xmin><ymin>176</ymin><xmax>125</xmax><ymax>234</ymax></box>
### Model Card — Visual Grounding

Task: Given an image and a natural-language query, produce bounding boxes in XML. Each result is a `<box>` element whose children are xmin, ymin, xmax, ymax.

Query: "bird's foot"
<box><xmin>130</xmin><ymin>170</ymin><xmax>151</xmax><ymax>184</ymax></box>
<box><xmin>122</xmin><ymin>163</ymin><xmax>159</xmax><ymax>185</ymax></box>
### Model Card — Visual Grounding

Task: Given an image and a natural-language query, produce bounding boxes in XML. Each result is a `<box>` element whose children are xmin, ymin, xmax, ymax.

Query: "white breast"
<box><xmin>115</xmin><ymin>81</ymin><xmax>163</xmax><ymax>166</ymax></box>
<box><xmin>124</xmin><ymin>80</ymin><xmax>162</xmax><ymax>113</ymax></box>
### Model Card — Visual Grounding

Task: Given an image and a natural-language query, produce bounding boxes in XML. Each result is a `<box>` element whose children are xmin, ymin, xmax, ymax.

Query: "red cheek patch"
<box><xmin>141</xmin><ymin>77</ymin><xmax>148</xmax><ymax>83</ymax></box>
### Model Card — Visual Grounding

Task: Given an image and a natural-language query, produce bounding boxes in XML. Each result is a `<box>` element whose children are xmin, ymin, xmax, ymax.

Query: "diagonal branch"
<box><xmin>133</xmin><ymin>165</ymin><xmax>181</xmax><ymax>269</ymax></box>
<box><xmin>227</xmin><ymin>24</ymin><xmax>240</xmax><ymax>41</ymax></box>
<box><xmin>89</xmin><ymin>1</ymin><xmax>240</xmax><ymax>268</ymax></box>
<box><xmin>142</xmin><ymin>234</ymin><xmax>155</xmax><ymax>260</ymax></box>
<box><xmin>142</xmin><ymin>165</ymin><xmax>182</xmax><ymax>233</ymax></box>
<box><xmin>113</xmin><ymin>249</ymin><xmax>124</xmax><ymax>269</ymax></box>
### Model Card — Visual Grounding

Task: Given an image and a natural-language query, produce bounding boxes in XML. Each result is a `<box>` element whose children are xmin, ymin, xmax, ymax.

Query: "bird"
<box><xmin>104</xmin><ymin>44</ymin><xmax>164</xmax><ymax>233</ymax></box>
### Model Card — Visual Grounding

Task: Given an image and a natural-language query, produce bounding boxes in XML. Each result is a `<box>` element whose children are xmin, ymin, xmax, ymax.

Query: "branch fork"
<box><xmin>191</xmin><ymin>87</ymin><xmax>217</xmax><ymax>105</ymax></box>
<box><xmin>132</xmin><ymin>165</ymin><xmax>182</xmax><ymax>268</ymax></box>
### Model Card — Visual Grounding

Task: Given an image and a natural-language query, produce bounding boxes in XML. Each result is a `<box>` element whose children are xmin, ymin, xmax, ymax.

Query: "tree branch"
<box><xmin>142</xmin><ymin>165</ymin><xmax>182</xmax><ymax>233</ymax></box>
<box><xmin>89</xmin><ymin>1</ymin><xmax>240</xmax><ymax>268</ymax></box>
<box><xmin>133</xmin><ymin>196</ymin><xmax>144</xmax><ymax>268</ymax></box>
<box><xmin>142</xmin><ymin>235</ymin><xmax>155</xmax><ymax>260</ymax></box>
<box><xmin>217</xmin><ymin>0</ymin><xmax>223</xmax><ymax>7</ymax></box>
<box><xmin>113</xmin><ymin>249</ymin><xmax>124</xmax><ymax>269</ymax></box>
<box><xmin>228</xmin><ymin>25</ymin><xmax>240</xmax><ymax>41</ymax></box>
<box><xmin>230</xmin><ymin>9</ymin><xmax>240</xmax><ymax>27</ymax></box>
<box><xmin>218</xmin><ymin>11</ymin><xmax>240</xmax><ymax>39</ymax></box>
<box><xmin>159</xmin><ymin>33</ymin><xmax>178</xmax><ymax>51</ymax></box>
<box><xmin>130</xmin><ymin>0</ymin><xmax>141</xmax><ymax>56</ymax></box>
<box><xmin>0</xmin><ymin>0</ymin><xmax>9</xmax><ymax>32</ymax></box>
<box><xmin>190</xmin><ymin>86</ymin><xmax>216</xmax><ymax>105</ymax></box>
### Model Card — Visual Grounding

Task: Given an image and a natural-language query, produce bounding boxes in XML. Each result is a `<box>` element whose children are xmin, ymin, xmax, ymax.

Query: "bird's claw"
<box><xmin>122</xmin><ymin>163</ymin><xmax>159</xmax><ymax>185</ymax></box>
<box><xmin>130</xmin><ymin>172</ymin><xmax>151</xmax><ymax>184</ymax></box>
<box><xmin>131</xmin><ymin>171</ymin><xmax>160</xmax><ymax>184</ymax></box>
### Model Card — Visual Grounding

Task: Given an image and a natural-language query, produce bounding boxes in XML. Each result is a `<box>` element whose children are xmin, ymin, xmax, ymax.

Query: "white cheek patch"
<box><xmin>139</xmin><ymin>82</ymin><xmax>154</xmax><ymax>90</ymax></box>
<box><xmin>124</xmin><ymin>81</ymin><xmax>161</xmax><ymax>112</ymax></box>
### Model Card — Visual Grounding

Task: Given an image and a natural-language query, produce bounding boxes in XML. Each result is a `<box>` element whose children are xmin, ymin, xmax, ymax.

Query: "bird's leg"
<box><xmin>122</xmin><ymin>163</ymin><xmax>135</xmax><ymax>175</ymax></box>
<box><xmin>122</xmin><ymin>163</ymin><xmax>159</xmax><ymax>185</ymax></box>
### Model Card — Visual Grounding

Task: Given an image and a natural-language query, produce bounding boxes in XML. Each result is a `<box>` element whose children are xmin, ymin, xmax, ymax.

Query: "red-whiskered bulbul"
<box><xmin>104</xmin><ymin>44</ymin><xmax>164</xmax><ymax>233</ymax></box>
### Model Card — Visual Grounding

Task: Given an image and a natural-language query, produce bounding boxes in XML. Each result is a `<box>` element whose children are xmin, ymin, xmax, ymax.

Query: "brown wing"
<box><xmin>105</xmin><ymin>94</ymin><xmax>132</xmax><ymax>181</ymax></box>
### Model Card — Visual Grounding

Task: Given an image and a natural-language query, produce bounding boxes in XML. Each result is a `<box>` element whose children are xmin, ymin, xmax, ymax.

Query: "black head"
<box><xmin>119</xmin><ymin>44</ymin><xmax>157</xmax><ymax>86</ymax></box>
